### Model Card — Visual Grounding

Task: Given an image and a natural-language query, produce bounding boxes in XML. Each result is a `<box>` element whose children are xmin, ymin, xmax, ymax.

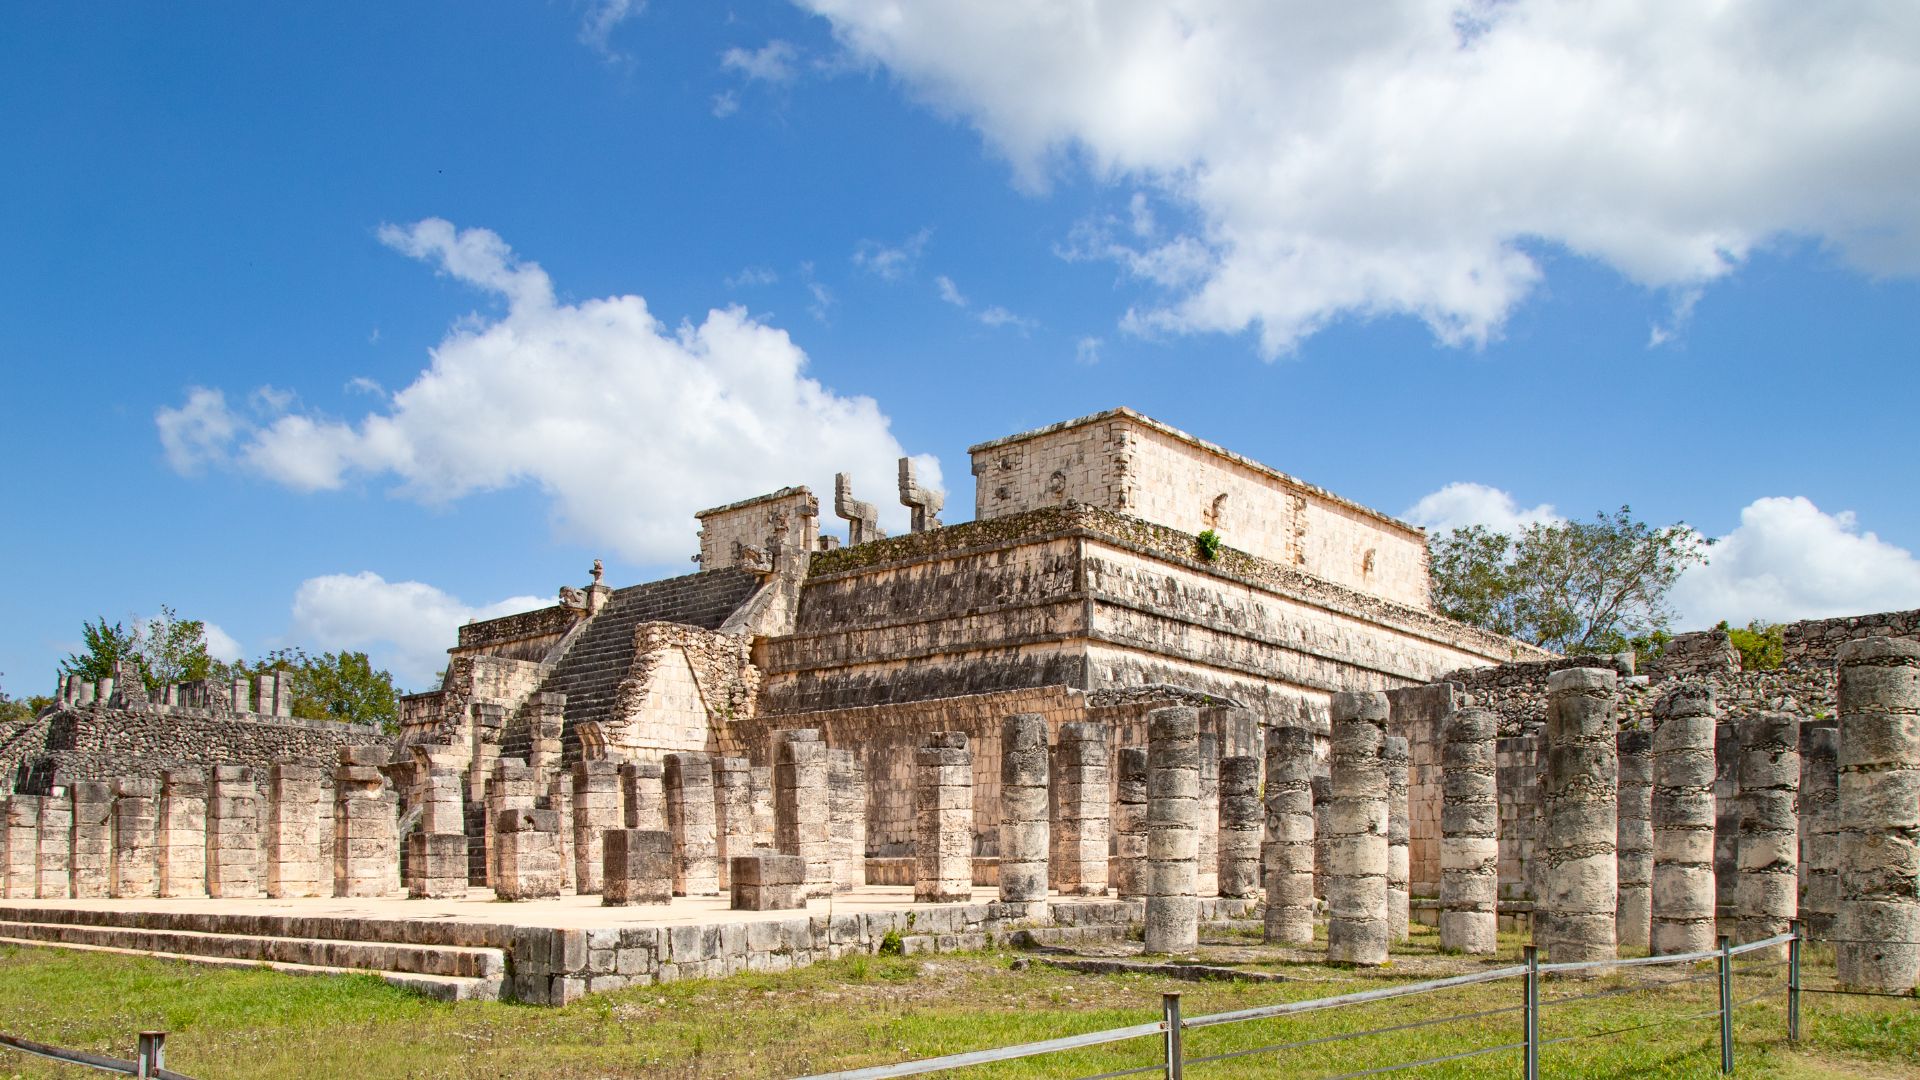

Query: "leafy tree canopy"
<box><xmin>235</xmin><ymin>648</ymin><xmax>399</xmax><ymax>731</ymax></box>
<box><xmin>1428</xmin><ymin>506</ymin><xmax>1708</xmax><ymax>655</ymax></box>
<box><xmin>1722</xmin><ymin>619</ymin><xmax>1785</xmax><ymax>671</ymax></box>
<box><xmin>59</xmin><ymin>606</ymin><xmax>217</xmax><ymax>694</ymax></box>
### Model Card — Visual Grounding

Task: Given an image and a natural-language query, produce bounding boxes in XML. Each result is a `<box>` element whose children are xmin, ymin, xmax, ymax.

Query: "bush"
<box><xmin>1721</xmin><ymin>620</ymin><xmax>1784</xmax><ymax>671</ymax></box>
<box><xmin>1196</xmin><ymin>529</ymin><xmax>1223</xmax><ymax>561</ymax></box>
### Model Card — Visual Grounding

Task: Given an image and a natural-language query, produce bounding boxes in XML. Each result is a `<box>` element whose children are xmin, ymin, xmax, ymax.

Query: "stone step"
<box><xmin>0</xmin><ymin>935</ymin><xmax>501</xmax><ymax>1002</ymax></box>
<box><xmin>0</xmin><ymin>919</ymin><xmax>506</xmax><ymax>982</ymax></box>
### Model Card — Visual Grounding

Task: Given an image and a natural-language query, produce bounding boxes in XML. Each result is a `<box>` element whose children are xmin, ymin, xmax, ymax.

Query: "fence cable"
<box><xmin>1178</xmin><ymin>1002</ymin><xmax>1524</xmax><ymax>1068</ymax></box>
<box><xmin>1313</xmin><ymin>1040</ymin><xmax>1526</xmax><ymax>1080</ymax></box>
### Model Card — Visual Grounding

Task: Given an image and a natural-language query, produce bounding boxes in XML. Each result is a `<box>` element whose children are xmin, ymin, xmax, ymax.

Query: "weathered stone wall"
<box><xmin>599</xmin><ymin>625</ymin><xmax>758</xmax><ymax>760</ymax></box>
<box><xmin>696</xmin><ymin>487</ymin><xmax>820</xmax><ymax>571</ymax></box>
<box><xmin>454</xmin><ymin>604</ymin><xmax>585</xmax><ymax>663</ymax></box>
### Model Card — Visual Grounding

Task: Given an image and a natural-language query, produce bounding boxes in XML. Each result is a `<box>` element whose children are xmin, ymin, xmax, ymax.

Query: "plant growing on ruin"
<box><xmin>1195</xmin><ymin>528</ymin><xmax>1223</xmax><ymax>561</ymax></box>
<box><xmin>1721</xmin><ymin>619</ymin><xmax>1785</xmax><ymax>670</ymax></box>
<box><xmin>239</xmin><ymin>647</ymin><xmax>400</xmax><ymax>730</ymax></box>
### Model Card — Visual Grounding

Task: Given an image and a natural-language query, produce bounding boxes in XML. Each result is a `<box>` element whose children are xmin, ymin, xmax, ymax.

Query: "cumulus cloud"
<box><xmin>801</xmin><ymin>2</ymin><xmax>1920</xmax><ymax>355</ymax></box>
<box><xmin>1671</xmin><ymin>497</ymin><xmax>1920</xmax><ymax>628</ymax></box>
<box><xmin>291</xmin><ymin>572</ymin><xmax>549</xmax><ymax>688</ymax></box>
<box><xmin>157</xmin><ymin>218</ymin><xmax>931</xmax><ymax>559</ymax></box>
<box><xmin>202</xmin><ymin>622</ymin><xmax>244</xmax><ymax>664</ymax></box>
<box><xmin>722</xmin><ymin>39</ymin><xmax>800</xmax><ymax>84</ymax></box>
<box><xmin>1402</xmin><ymin>482</ymin><xmax>1560</xmax><ymax>534</ymax></box>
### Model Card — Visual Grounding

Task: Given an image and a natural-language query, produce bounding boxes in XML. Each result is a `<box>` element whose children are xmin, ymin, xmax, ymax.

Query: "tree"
<box><xmin>59</xmin><ymin>606</ymin><xmax>217</xmax><ymax>694</ymax></box>
<box><xmin>1429</xmin><ymin>506</ymin><xmax>1707</xmax><ymax>654</ymax></box>
<box><xmin>240</xmin><ymin>648</ymin><xmax>399</xmax><ymax>731</ymax></box>
<box><xmin>60</xmin><ymin>618</ymin><xmax>141</xmax><ymax>683</ymax></box>
<box><xmin>0</xmin><ymin>673</ymin><xmax>52</xmax><ymax>724</ymax></box>
<box><xmin>1722</xmin><ymin>619</ymin><xmax>1785</xmax><ymax>671</ymax></box>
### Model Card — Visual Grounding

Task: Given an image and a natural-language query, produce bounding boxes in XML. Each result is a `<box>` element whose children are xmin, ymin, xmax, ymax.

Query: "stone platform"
<box><xmin>0</xmin><ymin>888</ymin><xmax>1214</xmax><ymax>1005</ymax></box>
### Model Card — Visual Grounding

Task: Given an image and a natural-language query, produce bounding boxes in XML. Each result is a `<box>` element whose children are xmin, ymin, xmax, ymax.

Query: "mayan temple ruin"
<box><xmin>3</xmin><ymin>406</ymin><xmax>1918</xmax><ymax>1004</ymax></box>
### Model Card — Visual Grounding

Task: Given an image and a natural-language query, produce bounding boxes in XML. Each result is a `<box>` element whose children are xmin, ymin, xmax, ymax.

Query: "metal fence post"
<box><xmin>136</xmin><ymin>1031</ymin><xmax>165</xmax><ymax>1078</ymax></box>
<box><xmin>1717</xmin><ymin>935</ymin><xmax>1733</xmax><ymax>1074</ymax></box>
<box><xmin>1162</xmin><ymin>992</ymin><xmax>1184</xmax><ymax>1080</ymax></box>
<box><xmin>1787</xmin><ymin>920</ymin><xmax>1803</xmax><ymax>1044</ymax></box>
<box><xmin>1523</xmin><ymin>945</ymin><xmax>1540</xmax><ymax>1080</ymax></box>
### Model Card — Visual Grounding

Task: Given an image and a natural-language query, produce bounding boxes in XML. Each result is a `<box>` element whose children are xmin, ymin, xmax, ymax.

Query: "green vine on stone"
<box><xmin>1196</xmin><ymin>529</ymin><xmax>1222</xmax><ymax>561</ymax></box>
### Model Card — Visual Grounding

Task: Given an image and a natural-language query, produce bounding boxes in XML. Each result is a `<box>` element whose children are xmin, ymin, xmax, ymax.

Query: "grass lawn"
<box><xmin>0</xmin><ymin>929</ymin><xmax>1912</xmax><ymax>1079</ymax></box>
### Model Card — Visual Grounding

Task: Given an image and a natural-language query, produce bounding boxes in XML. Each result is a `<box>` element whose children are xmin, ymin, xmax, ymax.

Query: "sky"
<box><xmin>4</xmin><ymin>2</ymin><xmax>1919</xmax><ymax>692</ymax></box>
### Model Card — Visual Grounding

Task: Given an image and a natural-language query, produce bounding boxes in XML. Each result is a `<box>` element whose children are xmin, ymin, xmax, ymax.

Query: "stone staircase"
<box><xmin>0</xmin><ymin>906</ymin><xmax>507</xmax><ymax>1002</ymax></box>
<box><xmin>519</xmin><ymin>568</ymin><xmax>762</xmax><ymax>760</ymax></box>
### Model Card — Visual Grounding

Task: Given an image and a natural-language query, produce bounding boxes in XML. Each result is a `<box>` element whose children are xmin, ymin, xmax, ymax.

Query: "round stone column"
<box><xmin>1384</xmin><ymin>734</ymin><xmax>1411</xmax><ymax>944</ymax></box>
<box><xmin>1440</xmin><ymin>706</ymin><xmax>1499</xmax><ymax>954</ymax></box>
<box><xmin>1144</xmin><ymin>707</ymin><xmax>1200</xmax><ymax>954</ymax></box>
<box><xmin>1797</xmin><ymin>723</ymin><xmax>1840</xmax><ymax>936</ymax></box>
<box><xmin>998</xmin><ymin>713</ymin><xmax>1050</xmax><ymax>905</ymax></box>
<box><xmin>1835</xmin><ymin>638</ymin><xmax>1920</xmax><ymax>991</ymax></box>
<box><xmin>1218</xmin><ymin>755</ymin><xmax>1262</xmax><ymax>900</ymax></box>
<box><xmin>1541</xmin><ymin>668</ymin><xmax>1618</xmax><ymax>967</ymax></box>
<box><xmin>1736</xmin><ymin>710</ymin><xmax>1799</xmax><ymax>957</ymax></box>
<box><xmin>1263</xmin><ymin>720</ymin><xmax>1318</xmax><ymax>944</ymax></box>
<box><xmin>1326</xmin><ymin>691</ymin><xmax>1390</xmax><ymax>966</ymax></box>
<box><xmin>1652</xmin><ymin>683</ymin><xmax>1719</xmax><ymax>955</ymax></box>
<box><xmin>1616</xmin><ymin>730</ymin><xmax>1655</xmax><ymax>951</ymax></box>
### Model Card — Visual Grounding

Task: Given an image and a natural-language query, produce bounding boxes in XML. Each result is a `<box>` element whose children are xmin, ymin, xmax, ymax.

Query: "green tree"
<box><xmin>0</xmin><ymin>673</ymin><xmax>52</xmax><ymax>723</ymax></box>
<box><xmin>1429</xmin><ymin>506</ymin><xmax>1707</xmax><ymax>654</ymax></box>
<box><xmin>241</xmin><ymin>648</ymin><xmax>399</xmax><ymax>730</ymax></box>
<box><xmin>59</xmin><ymin>607</ymin><xmax>219</xmax><ymax>694</ymax></box>
<box><xmin>60</xmin><ymin>618</ymin><xmax>141</xmax><ymax>683</ymax></box>
<box><xmin>1722</xmin><ymin>619</ymin><xmax>1785</xmax><ymax>671</ymax></box>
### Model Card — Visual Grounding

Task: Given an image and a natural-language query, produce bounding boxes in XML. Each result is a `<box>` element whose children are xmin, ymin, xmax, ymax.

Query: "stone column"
<box><xmin>1144</xmin><ymin>706</ymin><xmax>1200</xmax><ymax>955</ymax></box>
<box><xmin>1218</xmin><ymin>755</ymin><xmax>1262</xmax><ymax>900</ymax></box>
<box><xmin>775</xmin><ymin>729</ymin><xmax>833</xmax><ymax>898</ymax></box>
<box><xmin>206</xmin><ymin>767</ymin><xmax>263</xmax><ymax>898</ymax></box>
<box><xmin>749</xmin><ymin>765</ymin><xmax>776</xmax><ymax>850</ymax></box>
<box><xmin>828</xmin><ymin>748</ymin><xmax>868</xmax><ymax>892</ymax></box>
<box><xmin>486</xmin><ymin>760</ymin><xmax>537</xmax><ymax>888</ymax></box>
<box><xmin>334</xmin><ymin>748</ymin><xmax>399</xmax><ymax>898</ymax></box>
<box><xmin>571</xmin><ymin>760</ymin><xmax>620</xmax><ymax>894</ymax></box>
<box><xmin>1384</xmin><ymin>735</ymin><xmax>1411</xmax><ymax>943</ymax></box>
<box><xmin>266</xmin><ymin>760</ymin><xmax>327</xmax><ymax>898</ymax></box>
<box><xmin>602</xmin><ymin>829</ymin><xmax>672</xmax><ymax>906</ymax></box>
<box><xmin>1736</xmin><ymin>710</ymin><xmax>1799</xmax><ymax>957</ymax></box>
<box><xmin>1617</xmin><ymin>730</ymin><xmax>1655</xmax><ymax>952</ymax></box>
<box><xmin>1541</xmin><ymin>668</ymin><xmax>1619</xmax><ymax>967</ymax></box>
<box><xmin>34</xmin><ymin>791</ymin><xmax>71</xmax><ymax>899</ymax></box>
<box><xmin>1652</xmin><ymin>682</ymin><xmax>1719</xmax><ymax>955</ymax></box>
<box><xmin>1112</xmin><ymin>747</ymin><xmax>1149</xmax><ymax>898</ymax></box>
<box><xmin>1326</xmin><ymin>692</ymin><xmax>1390</xmax><ymax>966</ymax></box>
<box><xmin>2</xmin><ymin>797</ymin><xmax>38</xmax><ymax>899</ymax></box>
<box><xmin>665</xmin><ymin>753</ymin><xmax>720</xmax><ymax>896</ymax></box>
<box><xmin>1263</xmin><ymin>720</ymin><xmax>1317</xmax><ymax>944</ymax></box>
<box><xmin>1312</xmin><ymin>774</ymin><xmax>1333</xmax><ymax>903</ymax></box>
<box><xmin>1053</xmin><ymin>721</ymin><xmax>1111</xmax><ymax>895</ymax></box>
<box><xmin>494</xmin><ymin>807</ymin><xmax>565</xmax><ymax>900</ymax></box>
<box><xmin>70</xmin><ymin>782</ymin><xmax>112</xmax><ymax>899</ymax></box>
<box><xmin>1798</xmin><ymin>723</ymin><xmax>1840</xmax><ymax>936</ymax></box>
<box><xmin>619</xmin><ymin>760</ymin><xmax>667</xmax><ymax>833</ymax></box>
<box><xmin>406</xmin><ymin>767</ymin><xmax>467</xmax><ymax>899</ymax></box>
<box><xmin>526</xmin><ymin>692</ymin><xmax>566</xmax><ymax>786</ymax></box>
<box><xmin>1195</xmin><ymin>732</ymin><xmax>1220</xmax><ymax>897</ymax></box>
<box><xmin>158</xmin><ymin>769</ymin><xmax>208</xmax><ymax>898</ymax></box>
<box><xmin>1835</xmin><ymin>638</ymin><xmax>1920</xmax><ymax>991</ymax></box>
<box><xmin>998</xmin><ymin>713</ymin><xmax>1050</xmax><ymax>905</ymax></box>
<box><xmin>913</xmin><ymin>732</ymin><xmax>973</xmax><ymax>903</ymax></box>
<box><xmin>715</xmin><ymin>756</ymin><xmax>756</xmax><ymax>892</ymax></box>
<box><xmin>110</xmin><ymin>779</ymin><xmax>159</xmax><ymax>898</ymax></box>
<box><xmin>1440</xmin><ymin>706</ymin><xmax>1499</xmax><ymax>954</ymax></box>
<box><xmin>468</xmin><ymin>703</ymin><xmax>505</xmax><ymax>804</ymax></box>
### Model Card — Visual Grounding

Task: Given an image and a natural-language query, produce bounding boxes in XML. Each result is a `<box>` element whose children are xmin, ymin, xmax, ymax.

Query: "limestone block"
<box><xmin>1112</xmin><ymin>747</ymin><xmax>1148</xmax><ymax>899</ymax></box>
<box><xmin>776</xmin><ymin>730</ymin><xmax>834</xmax><ymax>899</ymax></box>
<box><xmin>3</xmin><ymin>796</ymin><xmax>39</xmax><ymax>899</ymax></box>
<box><xmin>1144</xmin><ymin>707</ymin><xmax>1200</xmax><ymax>954</ymax></box>
<box><xmin>110</xmin><ymin>779</ymin><xmax>159</xmax><ymax>898</ymax></box>
<box><xmin>914</xmin><ymin>732</ymin><xmax>973</xmax><ymax>903</ymax></box>
<box><xmin>1263</xmin><ymin>721</ymin><xmax>1317</xmax><ymax>944</ymax></box>
<box><xmin>998</xmin><ymin>714</ymin><xmax>1050</xmax><ymax>904</ymax></box>
<box><xmin>267</xmin><ymin>760</ymin><xmax>328</xmax><ymax>899</ymax></box>
<box><xmin>486</xmin><ymin>759</ymin><xmax>537</xmax><ymax>889</ymax></box>
<box><xmin>1798</xmin><ymin>723</ymin><xmax>1840</xmax><ymax>936</ymax></box>
<box><xmin>828</xmin><ymin>748</ymin><xmax>868</xmax><ymax>893</ymax></box>
<box><xmin>334</xmin><ymin>752</ymin><xmax>399</xmax><ymax>898</ymax></box>
<box><xmin>714</xmin><ymin>756</ymin><xmax>756</xmax><ymax>892</ymax></box>
<box><xmin>69</xmin><ymin>782</ymin><xmax>113</xmax><ymax>899</ymax></box>
<box><xmin>1616</xmin><ymin>730</ymin><xmax>1654</xmax><ymax>951</ymax></box>
<box><xmin>207</xmin><ymin>766</ymin><xmax>264</xmax><ymax>898</ymax></box>
<box><xmin>1052</xmin><ymin>721</ymin><xmax>1110</xmax><ymax>896</ymax></box>
<box><xmin>158</xmin><ymin>769</ymin><xmax>208</xmax><ymax>898</ymax></box>
<box><xmin>1195</xmin><ymin>732</ymin><xmax>1219</xmax><ymax>897</ymax></box>
<box><xmin>408</xmin><ymin>833</ymin><xmax>469</xmax><ymax>899</ymax></box>
<box><xmin>665</xmin><ymin>753</ymin><xmax>720</xmax><ymax>896</ymax></box>
<box><xmin>730</xmin><ymin>853</ymin><xmax>805</xmax><ymax>911</ymax></box>
<box><xmin>1383</xmin><ymin>735</ymin><xmax>1410</xmax><ymax>943</ymax></box>
<box><xmin>619</xmin><ymin>760</ymin><xmax>666</xmax><ymax>832</ymax></box>
<box><xmin>572</xmin><ymin>759</ymin><xmax>621</xmax><ymax>894</ymax></box>
<box><xmin>603</xmin><ymin>829</ymin><xmax>672</xmax><ymax>906</ymax></box>
<box><xmin>496</xmin><ymin>808</ymin><xmax>565</xmax><ymax>901</ymax></box>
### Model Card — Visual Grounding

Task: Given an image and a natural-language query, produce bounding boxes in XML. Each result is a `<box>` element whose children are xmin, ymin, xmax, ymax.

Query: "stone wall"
<box><xmin>695</xmin><ymin>487</ymin><xmax>820</xmax><ymax>572</ymax></box>
<box><xmin>454</xmin><ymin>605</ymin><xmax>585</xmax><ymax>664</ymax></box>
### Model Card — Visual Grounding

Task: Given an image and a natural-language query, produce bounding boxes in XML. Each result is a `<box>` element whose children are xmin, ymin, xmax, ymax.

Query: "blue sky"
<box><xmin>4</xmin><ymin>2</ymin><xmax>1919</xmax><ymax>691</ymax></box>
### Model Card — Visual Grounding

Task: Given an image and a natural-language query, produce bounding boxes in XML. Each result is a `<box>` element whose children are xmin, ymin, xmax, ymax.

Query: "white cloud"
<box><xmin>711</xmin><ymin>91</ymin><xmax>740</xmax><ymax>118</ymax></box>
<box><xmin>721</xmin><ymin>39</ymin><xmax>800</xmax><ymax>84</ymax></box>
<box><xmin>1672</xmin><ymin>497</ymin><xmax>1920</xmax><ymax>628</ymax></box>
<box><xmin>1075</xmin><ymin>335</ymin><xmax>1102</xmax><ymax>365</ymax></box>
<box><xmin>202</xmin><ymin>622</ymin><xmax>243</xmax><ymax>664</ymax></box>
<box><xmin>291</xmin><ymin>572</ymin><xmax>547</xmax><ymax>688</ymax></box>
<box><xmin>853</xmin><ymin>227</ymin><xmax>932</xmax><ymax>280</ymax></box>
<box><xmin>725</xmin><ymin>265</ymin><xmax>778</xmax><ymax>288</ymax></box>
<box><xmin>580</xmin><ymin>0</ymin><xmax>643</xmax><ymax>60</ymax></box>
<box><xmin>1402</xmin><ymin>482</ymin><xmax>1560</xmax><ymax>534</ymax></box>
<box><xmin>801</xmin><ymin>2</ymin><xmax>1920</xmax><ymax>356</ymax></box>
<box><xmin>934</xmin><ymin>275</ymin><xmax>968</xmax><ymax>307</ymax></box>
<box><xmin>977</xmin><ymin>305</ymin><xmax>1036</xmax><ymax>331</ymax></box>
<box><xmin>157</xmin><ymin>218</ymin><xmax>931</xmax><ymax>559</ymax></box>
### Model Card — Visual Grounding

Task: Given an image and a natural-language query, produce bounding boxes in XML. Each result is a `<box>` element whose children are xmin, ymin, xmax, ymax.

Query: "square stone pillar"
<box><xmin>3</xmin><ymin>796</ymin><xmax>42</xmax><ymax>899</ymax></box>
<box><xmin>467</xmin><ymin>703</ymin><xmax>505</xmax><ymax>804</ymax></box>
<box><xmin>333</xmin><ymin>748</ymin><xmax>399</xmax><ymax>898</ymax></box>
<box><xmin>731</xmin><ymin>853</ymin><xmax>805</xmax><ymax>911</ymax></box>
<box><xmin>158</xmin><ymin>769</ymin><xmax>208</xmax><ymax>898</ymax></box>
<box><xmin>714</xmin><ymin>756</ymin><xmax>756</xmax><ymax>892</ymax></box>
<box><xmin>33</xmin><ymin>791</ymin><xmax>71</xmax><ymax>899</ymax></box>
<box><xmin>602</xmin><ymin>829</ymin><xmax>672</xmax><ymax>906</ymax></box>
<box><xmin>1052</xmin><ymin>721</ymin><xmax>1111</xmax><ymax>895</ymax></box>
<box><xmin>406</xmin><ymin>767</ymin><xmax>467</xmax><ymax>899</ymax></box>
<box><xmin>914</xmin><ymin>732</ymin><xmax>973</xmax><ymax>904</ymax></box>
<box><xmin>495</xmin><ymin>807</ymin><xmax>565</xmax><ymax>900</ymax></box>
<box><xmin>207</xmin><ymin>766</ymin><xmax>264</xmax><ymax>898</ymax></box>
<box><xmin>1195</xmin><ymin>732</ymin><xmax>1220</xmax><ymax>897</ymax></box>
<box><xmin>70</xmin><ymin>782</ymin><xmax>113</xmax><ymax>899</ymax></box>
<box><xmin>775</xmin><ymin>730</ymin><xmax>833</xmax><ymax>898</ymax></box>
<box><xmin>619</xmin><ymin>761</ymin><xmax>666</xmax><ymax>832</ymax></box>
<box><xmin>545</xmin><ymin>773</ymin><xmax>574</xmax><ymax>893</ymax></box>
<box><xmin>749</xmin><ymin>765</ymin><xmax>776</xmax><ymax>850</ymax></box>
<box><xmin>485</xmin><ymin>759</ymin><xmax>537</xmax><ymax>888</ymax></box>
<box><xmin>526</xmin><ymin>692</ymin><xmax>566</xmax><ymax>785</ymax></box>
<box><xmin>999</xmin><ymin>714</ymin><xmax>1051</xmax><ymax>905</ymax></box>
<box><xmin>665</xmin><ymin>753</ymin><xmax>720</xmax><ymax>896</ymax></box>
<box><xmin>110</xmin><ymin>779</ymin><xmax>160</xmax><ymax>898</ymax></box>
<box><xmin>267</xmin><ymin>760</ymin><xmax>327</xmax><ymax>898</ymax></box>
<box><xmin>571</xmin><ymin>760</ymin><xmax>621</xmax><ymax>893</ymax></box>
<box><xmin>1112</xmin><ymin>747</ymin><xmax>1148</xmax><ymax>898</ymax></box>
<box><xmin>827</xmin><ymin>748</ymin><xmax>868</xmax><ymax>892</ymax></box>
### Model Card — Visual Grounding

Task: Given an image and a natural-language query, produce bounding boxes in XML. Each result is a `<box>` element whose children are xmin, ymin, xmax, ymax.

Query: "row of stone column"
<box><xmin>0</xmin><ymin>749</ymin><xmax>393</xmax><ymax>901</ymax></box>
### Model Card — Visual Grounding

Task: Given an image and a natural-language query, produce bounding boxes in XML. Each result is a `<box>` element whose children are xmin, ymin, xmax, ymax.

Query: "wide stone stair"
<box><xmin>0</xmin><ymin>905</ymin><xmax>507</xmax><ymax>1002</ymax></box>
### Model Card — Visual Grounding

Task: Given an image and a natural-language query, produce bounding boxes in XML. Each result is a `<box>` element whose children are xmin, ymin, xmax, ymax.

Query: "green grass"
<box><xmin>0</xmin><ymin>936</ymin><xmax>1911</xmax><ymax>1079</ymax></box>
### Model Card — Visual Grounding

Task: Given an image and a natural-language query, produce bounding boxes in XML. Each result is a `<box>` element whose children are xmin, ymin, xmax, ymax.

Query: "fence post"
<box><xmin>1717</xmin><ymin>935</ymin><xmax>1733</xmax><ymax>1074</ymax></box>
<box><xmin>136</xmin><ymin>1031</ymin><xmax>166</xmax><ymax>1078</ymax></box>
<box><xmin>1523</xmin><ymin>944</ymin><xmax>1539</xmax><ymax>1080</ymax></box>
<box><xmin>1162</xmin><ymin>992</ymin><xmax>1183</xmax><ymax>1080</ymax></box>
<box><xmin>1787</xmin><ymin>920</ymin><xmax>1803</xmax><ymax>1044</ymax></box>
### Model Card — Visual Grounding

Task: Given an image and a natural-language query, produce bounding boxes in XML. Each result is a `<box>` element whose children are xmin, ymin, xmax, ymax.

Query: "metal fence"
<box><xmin>0</xmin><ymin>1029</ymin><xmax>191</xmax><ymax>1079</ymax></box>
<box><xmin>796</xmin><ymin>928</ymin><xmax>1814</xmax><ymax>1080</ymax></box>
